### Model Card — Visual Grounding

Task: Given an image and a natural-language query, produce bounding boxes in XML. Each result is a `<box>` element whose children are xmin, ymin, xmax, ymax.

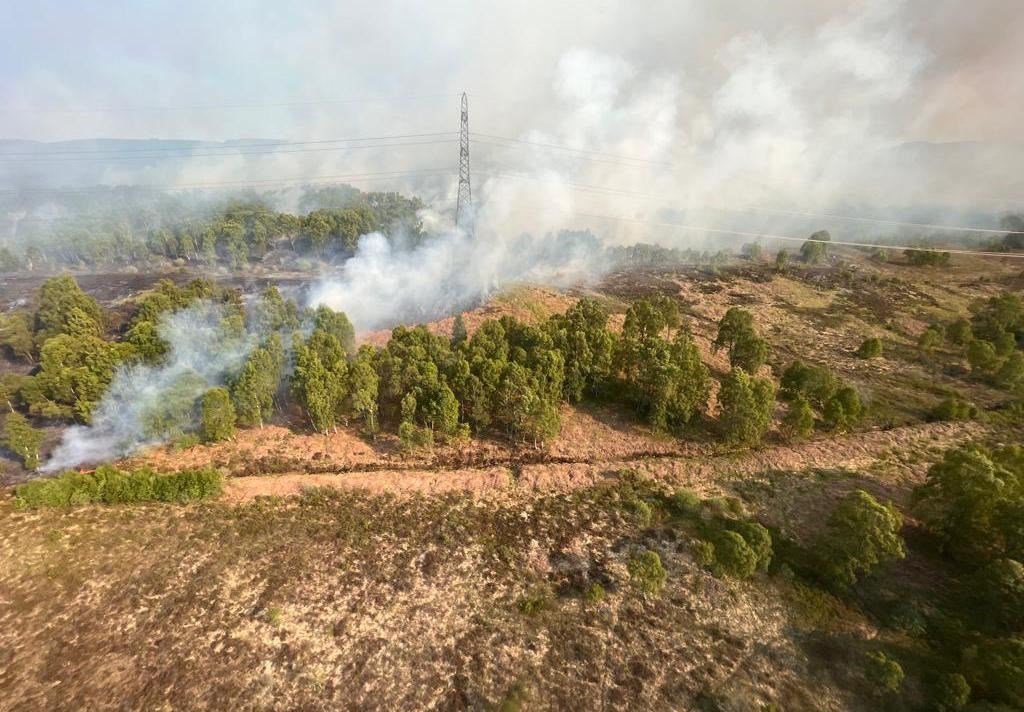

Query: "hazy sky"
<box><xmin>3</xmin><ymin>0</ymin><xmax>1021</xmax><ymax>143</ymax></box>
<box><xmin>2</xmin><ymin>0</ymin><xmax>1022</xmax><ymax>216</ymax></box>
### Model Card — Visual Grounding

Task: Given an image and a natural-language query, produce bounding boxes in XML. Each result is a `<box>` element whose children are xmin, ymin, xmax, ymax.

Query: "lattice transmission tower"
<box><xmin>455</xmin><ymin>92</ymin><xmax>473</xmax><ymax>236</ymax></box>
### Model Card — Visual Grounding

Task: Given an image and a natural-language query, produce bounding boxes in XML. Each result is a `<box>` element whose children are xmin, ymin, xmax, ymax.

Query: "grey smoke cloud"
<box><xmin>42</xmin><ymin>302</ymin><xmax>254</xmax><ymax>472</ymax></box>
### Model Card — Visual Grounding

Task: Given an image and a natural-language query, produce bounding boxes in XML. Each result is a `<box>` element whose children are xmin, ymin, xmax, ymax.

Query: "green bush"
<box><xmin>866</xmin><ymin>651</ymin><xmax>905</xmax><ymax>695</ymax></box>
<box><xmin>818</xmin><ymin>489</ymin><xmax>906</xmax><ymax>588</ymax></box>
<box><xmin>14</xmin><ymin>465</ymin><xmax>223</xmax><ymax>509</ymax></box>
<box><xmin>623</xmin><ymin>497</ymin><xmax>654</xmax><ymax>526</ymax></box>
<box><xmin>668</xmin><ymin>488</ymin><xmax>702</xmax><ymax>516</ymax></box>
<box><xmin>933</xmin><ymin>672</ymin><xmax>971</xmax><ymax>711</ymax></box>
<box><xmin>692</xmin><ymin>539</ymin><xmax>716</xmax><ymax>567</ymax></box>
<box><xmin>712</xmin><ymin>530</ymin><xmax>759</xmax><ymax>578</ymax></box>
<box><xmin>964</xmin><ymin>638</ymin><xmax>1024</xmax><ymax>708</ymax></box>
<box><xmin>857</xmin><ymin>337</ymin><xmax>884</xmax><ymax>359</ymax></box>
<box><xmin>628</xmin><ymin>550</ymin><xmax>667</xmax><ymax>596</ymax></box>
<box><xmin>781</xmin><ymin>396</ymin><xmax>815</xmax><ymax>441</ymax></box>
<box><xmin>931</xmin><ymin>397</ymin><xmax>978</xmax><ymax>422</ymax></box>
<box><xmin>584</xmin><ymin>582</ymin><xmax>606</xmax><ymax>605</ymax></box>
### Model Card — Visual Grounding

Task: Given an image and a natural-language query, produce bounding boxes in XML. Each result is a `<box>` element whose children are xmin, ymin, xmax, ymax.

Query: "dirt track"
<box><xmin>222</xmin><ymin>419</ymin><xmax>985</xmax><ymax>502</ymax></box>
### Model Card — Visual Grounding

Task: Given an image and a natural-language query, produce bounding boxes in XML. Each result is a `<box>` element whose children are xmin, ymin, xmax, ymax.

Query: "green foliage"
<box><xmin>713</xmin><ymin>307</ymin><xmax>770</xmax><ymax>373</ymax></box>
<box><xmin>968</xmin><ymin>340</ymin><xmax>1000</xmax><ymax>375</ymax></box>
<box><xmin>33</xmin><ymin>275</ymin><xmax>103</xmax><ymax>343</ymax></box>
<box><xmin>33</xmin><ymin>333</ymin><xmax>134</xmax><ymax>422</ymax></box>
<box><xmin>996</xmin><ymin>353</ymin><xmax>1024</xmax><ymax>391</ymax></box>
<box><xmin>292</xmin><ymin>331</ymin><xmax>348</xmax><ymax>432</ymax></box>
<box><xmin>823</xmin><ymin>386</ymin><xmax>863</xmax><ymax>431</ymax></box>
<box><xmin>920</xmin><ymin>324</ymin><xmax>945</xmax><ymax>353</ymax></box>
<box><xmin>584</xmin><ymin>582</ymin><xmax>606</xmax><ymax>605</ymax></box>
<box><xmin>775</xmin><ymin>249</ymin><xmax>789</xmax><ymax>272</ymax></box>
<box><xmin>718</xmin><ymin>368</ymin><xmax>776</xmax><ymax>445</ymax></box>
<box><xmin>971</xmin><ymin>291</ymin><xmax>1024</xmax><ymax>344</ymax></box>
<box><xmin>857</xmin><ymin>337</ymin><xmax>883</xmax><ymax>359</ymax></box>
<box><xmin>200</xmin><ymin>387</ymin><xmax>236</xmax><ymax>443</ymax></box>
<box><xmin>711</xmin><ymin>530</ymin><xmax>759</xmax><ymax>578</ymax></box>
<box><xmin>799</xmin><ymin>229</ymin><xmax>831</xmax><ymax>264</ymax></box>
<box><xmin>817</xmin><ymin>489</ymin><xmax>906</xmax><ymax>588</ymax></box>
<box><xmin>450</xmin><ymin>312</ymin><xmax>468</xmax><ymax>347</ymax></box>
<box><xmin>140</xmin><ymin>371</ymin><xmax>205</xmax><ymax>441</ymax></box>
<box><xmin>628</xmin><ymin>549</ymin><xmax>667</xmax><ymax>596</ymax></box>
<box><xmin>947</xmin><ymin>318</ymin><xmax>974</xmax><ymax>347</ymax></box>
<box><xmin>964</xmin><ymin>638</ymin><xmax>1024</xmax><ymax>708</ymax></box>
<box><xmin>913</xmin><ymin>445</ymin><xmax>1024</xmax><ymax>563</ymax></box>
<box><xmin>779</xmin><ymin>360</ymin><xmax>838</xmax><ymax>409</ymax></box>
<box><xmin>974</xmin><ymin>559</ymin><xmax>1024</xmax><ymax>632</ymax></box>
<box><xmin>313</xmin><ymin>305</ymin><xmax>356</xmax><ymax>355</ymax></box>
<box><xmin>0</xmin><ymin>310</ymin><xmax>34</xmax><ymax>361</ymax></box>
<box><xmin>347</xmin><ymin>345</ymin><xmax>380</xmax><ymax>434</ymax></box>
<box><xmin>781</xmin><ymin>396</ymin><xmax>815</xmax><ymax>441</ymax></box>
<box><xmin>933</xmin><ymin>673</ymin><xmax>971</xmax><ymax>711</ymax></box>
<box><xmin>2</xmin><ymin>411</ymin><xmax>44</xmax><ymax>469</ymax></box>
<box><xmin>232</xmin><ymin>343</ymin><xmax>283</xmax><ymax>428</ymax></box>
<box><xmin>931</xmin><ymin>397</ymin><xmax>978</xmax><ymax>422</ymax></box>
<box><xmin>692</xmin><ymin>540</ymin><xmax>716</xmax><ymax>567</ymax></box>
<box><xmin>865</xmin><ymin>651</ymin><xmax>905</xmax><ymax>695</ymax></box>
<box><xmin>547</xmin><ymin>298</ymin><xmax>615</xmax><ymax>403</ymax></box>
<box><xmin>906</xmin><ymin>248</ymin><xmax>951</xmax><ymax>266</ymax></box>
<box><xmin>13</xmin><ymin>465</ymin><xmax>222</xmax><ymax>508</ymax></box>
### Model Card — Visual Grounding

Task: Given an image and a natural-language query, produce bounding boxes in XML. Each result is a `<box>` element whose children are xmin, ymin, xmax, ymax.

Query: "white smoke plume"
<box><xmin>307</xmin><ymin>216</ymin><xmax>608</xmax><ymax>332</ymax></box>
<box><xmin>42</xmin><ymin>302</ymin><xmax>255</xmax><ymax>472</ymax></box>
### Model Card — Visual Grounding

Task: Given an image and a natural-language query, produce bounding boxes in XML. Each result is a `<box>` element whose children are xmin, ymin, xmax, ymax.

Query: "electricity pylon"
<box><xmin>455</xmin><ymin>92</ymin><xmax>473</xmax><ymax>236</ymax></box>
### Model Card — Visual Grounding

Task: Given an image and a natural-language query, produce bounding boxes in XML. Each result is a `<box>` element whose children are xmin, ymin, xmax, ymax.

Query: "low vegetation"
<box><xmin>13</xmin><ymin>465</ymin><xmax>222</xmax><ymax>508</ymax></box>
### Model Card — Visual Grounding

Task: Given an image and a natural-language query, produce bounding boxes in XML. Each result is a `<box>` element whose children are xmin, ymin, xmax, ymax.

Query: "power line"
<box><xmin>572</xmin><ymin>211</ymin><xmax>1024</xmax><ymax>258</ymax></box>
<box><xmin>0</xmin><ymin>168</ymin><xmax>456</xmax><ymax>196</ymax></box>
<box><xmin>470</xmin><ymin>132</ymin><xmax>671</xmax><ymax>166</ymax></box>
<box><xmin>0</xmin><ymin>132</ymin><xmax>457</xmax><ymax>157</ymax></box>
<box><xmin>0</xmin><ymin>138</ymin><xmax>458</xmax><ymax>162</ymax></box>
<box><xmin>34</xmin><ymin>93</ymin><xmax>463</xmax><ymax>115</ymax></box>
<box><xmin>475</xmin><ymin>171</ymin><xmax>1023</xmax><ymax>236</ymax></box>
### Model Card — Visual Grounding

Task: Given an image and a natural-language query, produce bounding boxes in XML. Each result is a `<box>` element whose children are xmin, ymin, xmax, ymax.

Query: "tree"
<box><xmin>913</xmin><ymin>445</ymin><xmax>1023</xmax><ymax>563</ymax></box>
<box><xmin>200</xmin><ymin>387</ymin><xmax>236</xmax><ymax>443</ymax></box>
<box><xmin>347</xmin><ymin>345</ymin><xmax>379</xmax><ymax>435</ymax></box>
<box><xmin>713</xmin><ymin>307</ymin><xmax>769</xmax><ymax>373</ymax></box>
<box><xmin>775</xmin><ymin>249</ymin><xmax>789</xmax><ymax>273</ymax></box>
<box><xmin>231</xmin><ymin>347</ymin><xmax>280</xmax><ymax>428</ymax></box>
<box><xmin>0</xmin><ymin>310</ymin><xmax>34</xmax><ymax>361</ymax></box>
<box><xmin>781</xmin><ymin>396</ymin><xmax>815</xmax><ymax>441</ymax></box>
<box><xmin>933</xmin><ymin>673</ymin><xmax>971</xmax><ymax>712</ymax></box>
<box><xmin>718</xmin><ymin>368</ymin><xmax>776</xmax><ymax>446</ymax></box>
<box><xmin>799</xmin><ymin>230</ymin><xmax>831</xmax><ymax>264</ymax></box>
<box><xmin>2</xmin><ymin>412</ymin><xmax>44</xmax><ymax>469</ymax></box>
<box><xmin>547</xmin><ymin>298</ymin><xmax>615</xmax><ymax>402</ymax></box>
<box><xmin>964</xmin><ymin>638</ymin><xmax>1024</xmax><ymax>708</ymax></box>
<box><xmin>997</xmin><ymin>352</ymin><xmax>1024</xmax><ymax>391</ymax></box>
<box><xmin>946</xmin><ymin>318</ymin><xmax>973</xmax><ymax>347</ymax></box>
<box><xmin>823</xmin><ymin>386</ymin><xmax>863</xmax><ymax>431</ymax></box>
<box><xmin>451</xmin><ymin>313</ymin><xmax>468</xmax><ymax>347</ymax></box>
<box><xmin>975</xmin><ymin>558</ymin><xmax>1024</xmax><ymax>633</ymax></box>
<box><xmin>291</xmin><ymin>333</ymin><xmax>348</xmax><ymax>433</ymax></box>
<box><xmin>818</xmin><ymin>490</ymin><xmax>906</xmax><ymax>588</ymax></box>
<box><xmin>33</xmin><ymin>275</ymin><xmax>103</xmax><ymax>343</ymax></box>
<box><xmin>857</xmin><ymin>337</ymin><xmax>883</xmax><ymax>359</ymax></box>
<box><xmin>780</xmin><ymin>360</ymin><xmax>838</xmax><ymax>408</ymax></box>
<box><xmin>967</xmin><ymin>340</ymin><xmax>999</xmax><ymax>375</ymax></box>
<box><xmin>313</xmin><ymin>305</ymin><xmax>356</xmax><ymax>355</ymax></box>
<box><xmin>865</xmin><ymin>651</ymin><xmax>905</xmax><ymax>695</ymax></box>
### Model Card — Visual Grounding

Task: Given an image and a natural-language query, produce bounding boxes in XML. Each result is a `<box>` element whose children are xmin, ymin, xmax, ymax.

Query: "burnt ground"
<box><xmin>1</xmin><ymin>248</ymin><xmax>1023</xmax><ymax>710</ymax></box>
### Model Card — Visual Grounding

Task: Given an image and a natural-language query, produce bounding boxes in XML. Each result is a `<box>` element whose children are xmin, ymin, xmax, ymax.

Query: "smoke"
<box><xmin>308</xmin><ymin>212</ymin><xmax>607</xmax><ymax>331</ymax></box>
<box><xmin>42</xmin><ymin>302</ymin><xmax>254</xmax><ymax>472</ymax></box>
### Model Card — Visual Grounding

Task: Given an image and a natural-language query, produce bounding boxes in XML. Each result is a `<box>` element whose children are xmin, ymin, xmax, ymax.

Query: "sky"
<box><xmin>2</xmin><ymin>0</ymin><xmax>1022</xmax><ymax>220</ymax></box>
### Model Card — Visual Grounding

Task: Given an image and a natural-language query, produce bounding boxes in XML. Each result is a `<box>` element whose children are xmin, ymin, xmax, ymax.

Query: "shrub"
<box><xmin>964</xmin><ymin>638</ymin><xmax>1024</xmax><ymax>708</ymax></box>
<box><xmin>857</xmin><ymin>337</ymin><xmax>884</xmax><ymax>359</ymax></box>
<box><xmin>866</xmin><ymin>651</ymin><xmax>905</xmax><ymax>695</ymax></box>
<box><xmin>933</xmin><ymin>672</ymin><xmax>970</xmax><ymax>711</ymax></box>
<box><xmin>628</xmin><ymin>550</ymin><xmax>667</xmax><ymax>596</ymax></box>
<box><xmin>200</xmin><ymin>387</ymin><xmax>236</xmax><ymax>443</ymax></box>
<box><xmin>692</xmin><ymin>540</ymin><xmax>716</xmax><ymax>567</ymax></box>
<box><xmin>712</xmin><ymin>530</ymin><xmax>759</xmax><ymax>578</ymax></box>
<box><xmin>623</xmin><ymin>497</ymin><xmax>654</xmax><ymax>526</ymax></box>
<box><xmin>823</xmin><ymin>386</ymin><xmax>863</xmax><ymax>432</ymax></box>
<box><xmin>920</xmin><ymin>324</ymin><xmax>945</xmax><ymax>353</ymax></box>
<box><xmin>584</xmin><ymin>583</ymin><xmax>606</xmax><ymax>605</ymax></box>
<box><xmin>931</xmin><ymin>397</ymin><xmax>978</xmax><ymax>422</ymax></box>
<box><xmin>779</xmin><ymin>360</ymin><xmax>837</xmax><ymax>408</ymax></box>
<box><xmin>668</xmin><ymin>488</ymin><xmax>702</xmax><ymax>516</ymax></box>
<box><xmin>13</xmin><ymin>465</ymin><xmax>223</xmax><ymax>508</ymax></box>
<box><xmin>817</xmin><ymin>490</ymin><xmax>906</xmax><ymax>588</ymax></box>
<box><xmin>947</xmin><ymin>318</ymin><xmax>973</xmax><ymax>346</ymax></box>
<box><xmin>718</xmin><ymin>368</ymin><xmax>776</xmax><ymax>446</ymax></box>
<box><xmin>726</xmin><ymin>520</ymin><xmax>774</xmax><ymax>571</ymax></box>
<box><xmin>781</xmin><ymin>396</ymin><xmax>815</xmax><ymax>441</ymax></box>
<box><xmin>974</xmin><ymin>558</ymin><xmax>1024</xmax><ymax>632</ymax></box>
<box><xmin>2</xmin><ymin>411</ymin><xmax>44</xmax><ymax>469</ymax></box>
